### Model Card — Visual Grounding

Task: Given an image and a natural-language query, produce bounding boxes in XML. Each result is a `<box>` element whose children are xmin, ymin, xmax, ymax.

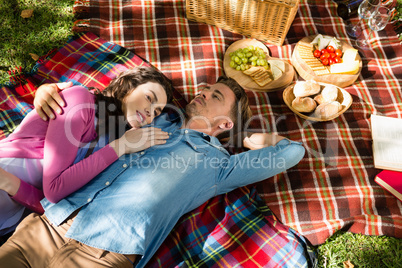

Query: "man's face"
<box><xmin>185</xmin><ymin>83</ymin><xmax>235</xmax><ymax>135</ymax></box>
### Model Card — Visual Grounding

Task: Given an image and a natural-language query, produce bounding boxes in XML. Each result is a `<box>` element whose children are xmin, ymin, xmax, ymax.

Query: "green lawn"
<box><xmin>315</xmin><ymin>231</ymin><xmax>402</xmax><ymax>267</ymax></box>
<box><xmin>2</xmin><ymin>1</ymin><xmax>402</xmax><ymax>267</ymax></box>
<box><xmin>0</xmin><ymin>0</ymin><xmax>74</xmax><ymax>84</ymax></box>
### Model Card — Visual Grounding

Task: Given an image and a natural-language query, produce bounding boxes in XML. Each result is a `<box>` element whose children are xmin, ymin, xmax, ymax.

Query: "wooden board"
<box><xmin>223</xmin><ymin>39</ymin><xmax>295</xmax><ymax>92</ymax></box>
<box><xmin>291</xmin><ymin>35</ymin><xmax>362</xmax><ymax>88</ymax></box>
<box><xmin>283</xmin><ymin>82</ymin><xmax>353</xmax><ymax>121</ymax></box>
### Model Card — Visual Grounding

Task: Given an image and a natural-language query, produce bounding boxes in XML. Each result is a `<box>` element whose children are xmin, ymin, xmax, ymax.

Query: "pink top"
<box><xmin>0</xmin><ymin>86</ymin><xmax>119</xmax><ymax>212</ymax></box>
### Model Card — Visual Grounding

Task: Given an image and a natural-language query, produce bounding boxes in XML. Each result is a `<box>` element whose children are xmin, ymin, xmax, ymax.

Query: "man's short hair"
<box><xmin>216</xmin><ymin>76</ymin><xmax>252</xmax><ymax>140</ymax></box>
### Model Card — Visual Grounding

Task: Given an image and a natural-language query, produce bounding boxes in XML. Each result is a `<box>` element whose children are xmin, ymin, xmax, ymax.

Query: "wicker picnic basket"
<box><xmin>185</xmin><ymin>0</ymin><xmax>300</xmax><ymax>46</ymax></box>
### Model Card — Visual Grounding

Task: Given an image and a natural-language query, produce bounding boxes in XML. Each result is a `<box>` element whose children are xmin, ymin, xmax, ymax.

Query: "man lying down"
<box><xmin>0</xmin><ymin>76</ymin><xmax>307</xmax><ymax>268</ymax></box>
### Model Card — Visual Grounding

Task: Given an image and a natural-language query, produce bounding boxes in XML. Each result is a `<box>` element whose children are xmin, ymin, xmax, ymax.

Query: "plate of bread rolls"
<box><xmin>283</xmin><ymin>80</ymin><xmax>352</xmax><ymax>121</ymax></box>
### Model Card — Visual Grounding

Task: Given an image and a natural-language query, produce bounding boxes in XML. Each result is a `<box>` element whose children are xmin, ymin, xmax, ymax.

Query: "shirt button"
<box><xmin>87</xmin><ymin>198</ymin><xmax>92</xmax><ymax>202</ymax></box>
<box><xmin>105</xmin><ymin>181</ymin><xmax>110</xmax><ymax>186</ymax></box>
<box><xmin>193</xmin><ymin>146</ymin><xmax>197</xmax><ymax>150</ymax></box>
<box><xmin>122</xmin><ymin>164</ymin><xmax>128</xmax><ymax>168</ymax></box>
<box><xmin>184</xmin><ymin>130</ymin><xmax>188</xmax><ymax>134</ymax></box>
<box><xmin>169</xmin><ymin>132</ymin><xmax>172</xmax><ymax>135</ymax></box>
<box><xmin>140</xmin><ymin>152</ymin><xmax>145</xmax><ymax>155</ymax></box>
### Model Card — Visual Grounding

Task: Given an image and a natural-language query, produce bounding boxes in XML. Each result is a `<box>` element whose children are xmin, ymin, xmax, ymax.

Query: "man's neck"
<box><xmin>181</xmin><ymin>118</ymin><xmax>215</xmax><ymax>136</ymax></box>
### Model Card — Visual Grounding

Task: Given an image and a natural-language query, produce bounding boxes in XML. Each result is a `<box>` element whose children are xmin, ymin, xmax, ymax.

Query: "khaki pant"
<box><xmin>0</xmin><ymin>213</ymin><xmax>133</xmax><ymax>268</ymax></box>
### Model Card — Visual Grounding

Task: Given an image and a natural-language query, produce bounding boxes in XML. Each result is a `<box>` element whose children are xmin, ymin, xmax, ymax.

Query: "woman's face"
<box><xmin>122</xmin><ymin>81</ymin><xmax>168</xmax><ymax>128</ymax></box>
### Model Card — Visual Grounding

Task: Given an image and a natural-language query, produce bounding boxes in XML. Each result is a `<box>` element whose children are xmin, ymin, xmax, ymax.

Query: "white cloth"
<box><xmin>0</xmin><ymin>158</ymin><xmax>43</xmax><ymax>235</ymax></box>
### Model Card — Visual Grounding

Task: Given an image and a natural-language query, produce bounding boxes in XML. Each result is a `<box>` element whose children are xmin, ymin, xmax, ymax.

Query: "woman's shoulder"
<box><xmin>61</xmin><ymin>85</ymin><xmax>92</xmax><ymax>97</ymax></box>
<box><xmin>60</xmin><ymin>85</ymin><xmax>95</xmax><ymax>105</ymax></box>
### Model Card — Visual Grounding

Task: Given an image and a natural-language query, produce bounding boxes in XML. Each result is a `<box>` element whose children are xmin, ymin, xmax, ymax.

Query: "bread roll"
<box><xmin>314</xmin><ymin>101</ymin><xmax>342</xmax><ymax>119</ymax></box>
<box><xmin>313</xmin><ymin>94</ymin><xmax>325</xmax><ymax>105</ymax></box>
<box><xmin>321</xmin><ymin>85</ymin><xmax>338</xmax><ymax>102</ymax></box>
<box><xmin>293</xmin><ymin>80</ymin><xmax>321</xmax><ymax>97</ymax></box>
<box><xmin>292</xmin><ymin>96</ymin><xmax>317</xmax><ymax>113</ymax></box>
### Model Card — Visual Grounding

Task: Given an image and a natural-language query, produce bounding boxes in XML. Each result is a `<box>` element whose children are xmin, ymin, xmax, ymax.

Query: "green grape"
<box><xmin>229</xmin><ymin>45</ymin><xmax>268</xmax><ymax>70</ymax></box>
<box><xmin>229</xmin><ymin>61</ymin><xmax>237</xmax><ymax>68</ymax></box>
<box><xmin>236</xmin><ymin>52</ymin><xmax>244</xmax><ymax>58</ymax></box>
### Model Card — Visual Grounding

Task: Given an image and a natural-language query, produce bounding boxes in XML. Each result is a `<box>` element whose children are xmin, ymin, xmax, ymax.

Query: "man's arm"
<box><xmin>34</xmin><ymin>82</ymin><xmax>72</xmax><ymax>120</ymax></box>
<box><xmin>216</xmin><ymin>138</ymin><xmax>305</xmax><ymax>195</ymax></box>
<box><xmin>221</xmin><ymin>131</ymin><xmax>286</xmax><ymax>149</ymax></box>
<box><xmin>243</xmin><ymin>132</ymin><xmax>286</xmax><ymax>150</ymax></box>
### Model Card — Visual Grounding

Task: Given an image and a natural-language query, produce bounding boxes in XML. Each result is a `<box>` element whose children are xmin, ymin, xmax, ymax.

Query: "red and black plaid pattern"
<box><xmin>72</xmin><ymin>0</ymin><xmax>402</xmax><ymax>246</ymax></box>
<box><xmin>0</xmin><ymin>32</ymin><xmax>316</xmax><ymax>267</ymax></box>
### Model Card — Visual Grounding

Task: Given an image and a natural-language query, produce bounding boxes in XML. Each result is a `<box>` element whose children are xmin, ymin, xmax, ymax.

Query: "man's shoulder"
<box><xmin>153</xmin><ymin>110</ymin><xmax>183</xmax><ymax>127</ymax></box>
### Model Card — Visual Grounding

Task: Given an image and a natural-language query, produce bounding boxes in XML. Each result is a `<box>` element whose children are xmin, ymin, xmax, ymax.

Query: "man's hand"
<box><xmin>243</xmin><ymin>133</ymin><xmax>286</xmax><ymax>150</ymax></box>
<box><xmin>109</xmin><ymin>127</ymin><xmax>170</xmax><ymax>157</ymax></box>
<box><xmin>34</xmin><ymin>82</ymin><xmax>73</xmax><ymax>121</ymax></box>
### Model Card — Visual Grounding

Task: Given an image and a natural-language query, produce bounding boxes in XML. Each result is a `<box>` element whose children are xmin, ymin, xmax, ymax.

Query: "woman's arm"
<box><xmin>45</xmin><ymin>127</ymin><xmax>169</xmax><ymax>203</ymax></box>
<box><xmin>109</xmin><ymin>127</ymin><xmax>169</xmax><ymax>157</ymax></box>
<box><xmin>41</xmin><ymin>87</ymin><xmax>169</xmax><ymax>203</ymax></box>
<box><xmin>34</xmin><ymin>82</ymin><xmax>72</xmax><ymax>121</ymax></box>
<box><xmin>0</xmin><ymin>167</ymin><xmax>44</xmax><ymax>214</ymax></box>
<box><xmin>0</xmin><ymin>167</ymin><xmax>20</xmax><ymax>196</ymax></box>
<box><xmin>41</xmin><ymin>86</ymin><xmax>119</xmax><ymax>203</ymax></box>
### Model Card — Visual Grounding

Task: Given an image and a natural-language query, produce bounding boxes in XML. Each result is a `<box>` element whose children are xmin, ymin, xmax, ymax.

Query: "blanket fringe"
<box><xmin>6</xmin><ymin>48</ymin><xmax>58</xmax><ymax>86</ymax></box>
<box><xmin>8</xmin><ymin>67</ymin><xmax>26</xmax><ymax>85</ymax></box>
<box><xmin>73</xmin><ymin>0</ymin><xmax>90</xmax><ymax>32</ymax></box>
<box><xmin>73</xmin><ymin>19</ymin><xmax>90</xmax><ymax>32</ymax></box>
<box><xmin>3</xmin><ymin>46</ymin><xmax>59</xmax><ymax>104</ymax></box>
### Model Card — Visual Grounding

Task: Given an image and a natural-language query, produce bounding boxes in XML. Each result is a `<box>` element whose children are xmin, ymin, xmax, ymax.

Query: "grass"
<box><xmin>315</xmin><ymin>231</ymin><xmax>402</xmax><ymax>267</ymax></box>
<box><xmin>0</xmin><ymin>0</ymin><xmax>74</xmax><ymax>84</ymax></box>
<box><xmin>2</xmin><ymin>1</ymin><xmax>402</xmax><ymax>267</ymax></box>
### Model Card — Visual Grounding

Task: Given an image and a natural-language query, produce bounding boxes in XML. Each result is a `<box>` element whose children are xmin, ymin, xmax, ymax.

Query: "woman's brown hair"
<box><xmin>93</xmin><ymin>66</ymin><xmax>173</xmax><ymax>140</ymax></box>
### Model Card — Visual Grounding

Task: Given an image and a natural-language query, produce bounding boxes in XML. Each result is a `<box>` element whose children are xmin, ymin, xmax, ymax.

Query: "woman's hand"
<box><xmin>34</xmin><ymin>82</ymin><xmax>73</xmax><ymax>121</ymax></box>
<box><xmin>0</xmin><ymin>167</ymin><xmax>21</xmax><ymax>196</ymax></box>
<box><xmin>243</xmin><ymin>133</ymin><xmax>286</xmax><ymax>150</ymax></box>
<box><xmin>109</xmin><ymin>127</ymin><xmax>169</xmax><ymax>157</ymax></box>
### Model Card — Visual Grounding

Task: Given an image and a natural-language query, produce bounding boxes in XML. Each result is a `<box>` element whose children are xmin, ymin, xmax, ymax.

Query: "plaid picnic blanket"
<box><xmin>72</xmin><ymin>0</ymin><xmax>402</xmax><ymax>247</ymax></box>
<box><xmin>0</xmin><ymin>32</ymin><xmax>316</xmax><ymax>267</ymax></box>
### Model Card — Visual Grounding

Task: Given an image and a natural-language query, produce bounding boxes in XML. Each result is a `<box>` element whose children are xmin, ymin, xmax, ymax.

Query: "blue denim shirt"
<box><xmin>41</xmin><ymin>112</ymin><xmax>305</xmax><ymax>267</ymax></box>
